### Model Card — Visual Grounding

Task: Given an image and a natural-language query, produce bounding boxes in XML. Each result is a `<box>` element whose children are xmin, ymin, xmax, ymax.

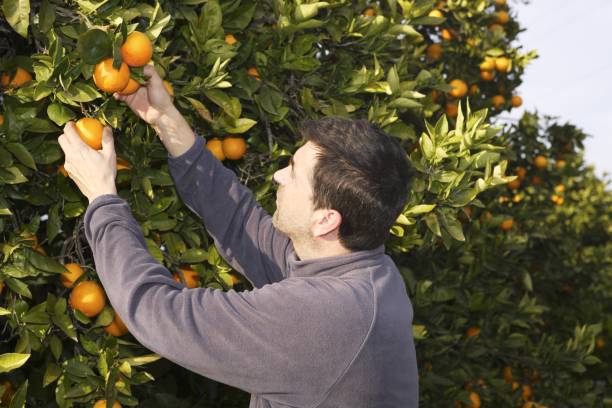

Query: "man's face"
<box><xmin>272</xmin><ymin>141</ymin><xmax>319</xmax><ymax>240</ymax></box>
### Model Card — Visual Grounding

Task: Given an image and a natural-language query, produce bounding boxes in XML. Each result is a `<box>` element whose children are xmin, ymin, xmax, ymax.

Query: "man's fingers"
<box><xmin>101</xmin><ymin>126</ymin><xmax>115</xmax><ymax>158</ymax></box>
<box><xmin>143</xmin><ymin>64</ymin><xmax>163</xmax><ymax>88</ymax></box>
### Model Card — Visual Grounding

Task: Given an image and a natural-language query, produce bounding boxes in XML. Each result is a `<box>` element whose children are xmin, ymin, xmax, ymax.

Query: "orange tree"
<box><xmin>0</xmin><ymin>0</ymin><xmax>608</xmax><ymax>406</ymax></box>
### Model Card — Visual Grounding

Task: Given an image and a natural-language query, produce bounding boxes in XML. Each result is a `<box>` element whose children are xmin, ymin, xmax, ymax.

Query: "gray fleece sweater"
<box><xmin>84</xmin><ymin>136</ymin><xmax>418</xmax><ymax>407</ymax></box>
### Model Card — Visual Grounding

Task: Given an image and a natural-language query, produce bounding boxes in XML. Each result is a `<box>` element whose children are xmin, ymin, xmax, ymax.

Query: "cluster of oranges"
<box><xmin>206</xmin><ymin>137</ymin><xmax>247</xmax><ymax>161</ymax></box>
<box><xmin>61</xmin><ymin>263</ymin><xmax>128</xmax><ymax>337</ymax></box>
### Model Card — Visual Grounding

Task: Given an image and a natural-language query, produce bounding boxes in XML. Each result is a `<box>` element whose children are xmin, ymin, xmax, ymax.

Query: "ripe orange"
<box><xmin>69</xmin><ymin>281</ymin><xmax>106</xmax><ymax>317</ymax></box>
<box><xmin>554</xmin><ymin>184</ymin><xmax>565</xmax><ymax>193</ymax></box>
<box><xmin>225</xmin><ymin>34</ymin><xmax>237</xmax><ymax>45</ymax></box>
<box><xmin>0</xmin><ymin>280</ymin><xmax>4</xmax><ymax>295</ymax></box>
<box><xmin>531</xmin><ymin>176</ymin><xmax>543</xmax><ymax>186</ymax></box>
<box><xmin>445</xmin><ymin>102</ymin><xmax>459</xmax><ymax>118</ymax></box>
<box><xmin>448</xmin><ymin>79</ymin><xmax>468</xmax><ymax>98</ymax></box>
<box><xmin>105</xmin><ymin>312</ymin><xmax>129</xmax><ymax>337</ymax></box>
<box><xmin>362</xmin><ymin>7</ymin><xmax>376</xmax><ymax>17</ymax></box>
<box><xmin>596</xmin><ymin>337</ymin><xmax>606</xmax><ymax>349</ymax></box>
<box><xmin>533</xmin><ymin>155</ymin><xmax>548</xmax><ymax>169</ymax></box>
<box><xmin>466</xmin><ymin>326</ymin><xmax>481</xmax><ymax>337</ymax></box>
<box><xmin>1</xmin><ymin>67</ymin><xmax>33</xmax><ymax>88</ymax></box>
<box><xmin>119</xmin><ymin>77</ymin><xmax>140</xmax><ymax>95</ymax></box>
<box><xmin>162</xmin><ymin>80</ymin><xmax>174</xmax><ymax>97</ymax></box>
<box><xmin>510</xmin><ymin>95</ymin><xmax>523</xmax><ymax>107</ymax></box>
<box><xmin>551</xmin><ymin>194</ymin><xmax>564</xmax><ymax>205</ymax></box>
<box><xmin>222</xmin><ymin>137</ymin><xmax>247</xmax><ymax>160</ymax></box>
<box><xmin>466</xmin><ymin>391</ymin><xmax>481</xmax><ymax>408</ymax></box>
<box><xmin>75</xmin><ymin>117</ymin><xmax>104</xmax><ymax>150</ymax></box>
<box><xmin>428</xmin><ymin>9</ymin><xmax>444</xmax><ymax>18</ymax></box>
<box><xmin>93</xmin><ymin>58</ymin><xmax>130</xmax><ymax>93</ymax></box>
<box><xmin>491</xmin><ymin>95</ymin><xmax>505</xmax><ymax>109</ymax></box>
<box><xmin>495</xmin><ymin>57</ymin><xmax>510</xmax><ymax>72</ymax></box>
<box><xmin>502</xmin><ymin>365</ymin><xmax>514</xmax><ymax>383</ymax></box>
<box><xmin>0</xmin><ymin>114</ymin><xmax>4</xmax><ymax>125</ymax></box>
<box><xmin>488</xmin><ymin>23</ymin><xmax>503</xmax><ymax>32</ymax></box>
<box><xmin>58</xmin><ymin>164</ymin><xmax>68</xmax><ymax>177</ymax></box>
<box><xmin>522</xmin><ymin>384</ymin><xmax>533</xmax><ymax>401</ymax></box>
<box><xmin>173</xmin><ymin>266</ymin><xmax>200</xmax><ymax>288</ymax></box>
<box><xmin>469</xmin><ymin>84</ymin><xmax>479</xmax><ymax>95</ymax></box>
<box><xmin>516</xmin><ymin>167</ymin><xmax>527</xmax><ymax>180</ymax></box>
<box><xmin>247</xmin><ymin>66</ymin><xmax>261</xmax><ymax>80</ymax></box>
<box><xmin>496</xmin><ymin>11</ymin><xmax>510</xmax><ymax>24</ymax></box>
<box><xmin>500</xmin><ymin>219</ymin><xmax>514</xmax><ymax>231</ymax></box>
<box><xmin>430</xmin><ymin>90</ymin><xmax>440</xmax><ymax>103</ymax></box>
<box><xmin>479</xmin><ymin>57</ymin><xmax>495</xmax><ymax>71</ymax></box>
<box><xmin>120</xmin><ymin>31</ymin><xmax>153</xmax><ymax>67</ymax></box>
<box><xmin>511</xmin><ymin>381</ymin><xmax>520</xmax><ymax>391</ymax></box>
<box><xmin>480</xmin><ymin>70</ymin><xmax>494</xmax><ymax>81</ymax></box>
<box><xmin>441</xmin><ymin>28</ymin><xmax>453</xmax><ymax>41</ymax></box>
<box><xmin>206</xmin><ymin>138</ymin><xmax>225</xmax><ymax>161</ymax></box>
<box><xmin>495</xmin><ymin>0</ymin><xmax>507</xmax><ymax>5</ymax></box>
<box><xmin>507</xmin><ymin>179</ymin><xmax>520</xmax><ymax>190</ymax></box>
<box><xmin>93</xmin><ymin>400</ymin><xmax>121</xmax><ymax>408</ymax></box>
<box><xmin>426</xmin><ymin>43</ymin><xmax>443</xmax><ymax>61</ymax></box>
<box><xmin>116</xmin><ymin>158</ymin><xmax>131</xmax><ymax>171</ymax></box>
<box><xmin>61</xmin><ymin>263</ymin><xmax>85</xmax><ymax>288</ymax></box>
<box><xmin>555</xmin><ymin>159</ymin><xmax>566</xmax><ymax>169</ymax></box>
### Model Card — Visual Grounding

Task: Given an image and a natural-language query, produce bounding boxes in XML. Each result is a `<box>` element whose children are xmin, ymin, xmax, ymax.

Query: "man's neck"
<box><xmin>291</xmin><ymin>238</ymin><xmax>352</xmax><ymax>261</ymax></box>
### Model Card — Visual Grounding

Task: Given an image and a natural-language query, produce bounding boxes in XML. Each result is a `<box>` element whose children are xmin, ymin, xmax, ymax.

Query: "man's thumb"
<box><xmin>101</xmin><ymin>127</ymin><xmax>115</xmax><ymax>156</ymax></box>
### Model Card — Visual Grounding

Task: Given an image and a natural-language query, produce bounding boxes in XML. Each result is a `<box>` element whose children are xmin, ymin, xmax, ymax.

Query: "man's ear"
<box><xmin>312</xmin><ymin>208</ymin><xmax>342</xmax><ymax>238</ymax></box>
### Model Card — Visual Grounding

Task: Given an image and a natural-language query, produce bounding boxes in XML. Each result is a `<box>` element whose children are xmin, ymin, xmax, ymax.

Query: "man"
<box><xmin>58</xmin><ymin>65</ymin><xmax>419</xmax><ymax>407</ymax></box>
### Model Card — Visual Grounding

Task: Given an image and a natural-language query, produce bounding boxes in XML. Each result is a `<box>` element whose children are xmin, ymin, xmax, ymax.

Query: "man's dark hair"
<box><xmin>299</xmin><ymin>117</ymin><xmax>415</xmax><ymax>251</ymax></box>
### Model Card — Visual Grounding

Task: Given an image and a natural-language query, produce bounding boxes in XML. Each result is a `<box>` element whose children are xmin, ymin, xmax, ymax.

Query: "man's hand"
<box><xmin>58</xmin><ymin>122</ymin><xmax>118</xmax><ymax>203</ymax></box>
<box><xmin>113</xmin><ymin>65</ymin><xmax>174</xmax><ymax>128</ymax></box>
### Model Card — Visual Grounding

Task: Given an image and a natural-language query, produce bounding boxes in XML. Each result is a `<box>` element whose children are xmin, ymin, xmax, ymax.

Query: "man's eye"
<box><xmin>278</xmin><ymin>156</ymin><xmax>290</xmax><ymax>168</ymax></box>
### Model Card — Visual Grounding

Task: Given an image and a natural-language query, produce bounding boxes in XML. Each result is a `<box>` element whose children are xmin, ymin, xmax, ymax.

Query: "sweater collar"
<box><xmin>287</xmin><ymin>245</ymin><xmax>385</xmax><ymax>278</ymax></box>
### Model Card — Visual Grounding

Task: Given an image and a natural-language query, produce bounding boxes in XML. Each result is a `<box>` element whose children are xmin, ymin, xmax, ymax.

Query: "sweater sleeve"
<box><xmin>83</xmin><ymin>195</ymin><xmax>372</xmax><ymax>406</ymax></box>
<box><xmin>167</xmin><ymin>136</ymin><xmax>291</xmax><ymax>287</ymax></box>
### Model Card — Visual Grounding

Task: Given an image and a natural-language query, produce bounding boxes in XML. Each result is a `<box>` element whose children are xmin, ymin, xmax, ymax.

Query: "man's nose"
<box><xmin>273</xmin><ymin>168</ymin><xmax>286</xmax><ymax>185</ymax></box>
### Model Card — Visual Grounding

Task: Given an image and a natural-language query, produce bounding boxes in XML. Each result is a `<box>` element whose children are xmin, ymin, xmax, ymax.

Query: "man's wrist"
<box><xmin>152</xmin><ymin>107</ymin><xmax>197</xmax><ymax>158</ymax></box>
<box><xmin>88</xmin><ymin>189</ymin><xmax>118</xmax><ymax>204</ymax></box>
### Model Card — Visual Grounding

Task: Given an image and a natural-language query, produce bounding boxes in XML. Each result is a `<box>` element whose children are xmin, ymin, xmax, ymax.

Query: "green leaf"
<box><xmin>388</xmin><ymin>98</ymin><xmax>422</xmax><ymax>109</ymax></box>
<box><xmin>0</xmin><ymin>353</ymin><xmax>30</xmax><ymax>374</ymax></box>
<box><xmin>65</xmin><ymin>83</ymin><xmax>102</xmax><ymax>103</ymax></box>
<box><xmin>47</xmin><ymin>103</ymin><xmax>76</xmax><ymax>126</ymax></box>
<box><xmin>180</xmin><ymin>248</ymin><xmax>208</xmax><ymax>263</ymax></box>
<box><xmin>5</xmin><ymin>277</ymin><xmax>32</xmax><ymax>298</ymax></box>
<box><xmin>25</xmin><ymin>118</ymin><xmax>60</xmax><ymax>133</ymax></box>
<box><xmin>8</xmin><ymin>379</ymin><xmax>27</xmax><ymax>408</ymax></box>
<box><xmin>119</xmin><ymin>354</ymin><xmax>162</xmax><ymax>366</ymax></box>
<box><xmin>405</xmin><ymin>204</ymin><xmax>436</xmax><ymax>216</ymax></box>
<box><xmin>223</xmin><ymin>0</ymin><xmax>256</xmax><ymax>31</ymax></box>
<box><xmin>43</xmin><ymin>362</ymin><xmax>62</xmax><ymax>387</ymax></box>
<box><xmin>2</xmin><ymin>0</ymin><xmax>30</xmax><ymax>38</ymax></box>
<box><xmin>39</xmin><ymin>0</ymin><xmax>55</xmax><ymax>33</ymax></box>
<box><xmin>424</xmin><ymin>213</ymin><xmax>442</xmax><ymax>237</ymax></box>
<box><xmin>204</xmin><ymin>89</ymin><xmax>241</xmax><ymax>119</ymax></box>
<box><xmin>5</xmin><ymin>143</ymin><xmax>36</xmax><ymax>170</ymax></box>
<box><xmin>226</xmin><ymin>118</ymin><xmax>257</xmax><ymax>134</ymax></box>
<box><xmin>52</xmin><ymin>299</ymin><xmax>77</xmax><ymax>341</ymax></box>
<box><xmin>26</xmin><ymin>249</ymin><xmax>66</xmax><ymax>274</ymax></box>
<box><xmin>0</xmin><ymin>167</ymin><xmax>28</xmax><ymax>184</ymax></box>
<box><xmin>46</xmin><ymin>204</ymin><xmax>61</xmax><ymax>242</ymax></box>
<box><xmin>77</xmin><ymin>28</ymin><xmax>112</xmax><ymax>64</ymax></box>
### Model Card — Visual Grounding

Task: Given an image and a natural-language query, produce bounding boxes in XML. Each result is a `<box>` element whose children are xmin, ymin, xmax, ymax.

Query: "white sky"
<box><xmin>502</xmin><ymin>0</ymin><xmax>612</xmax><ymax>180</ymax></box>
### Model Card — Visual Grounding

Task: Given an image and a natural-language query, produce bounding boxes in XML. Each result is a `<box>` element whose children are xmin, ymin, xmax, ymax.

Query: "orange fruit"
<box><xmin>0</xmin><ymin>114</ymin><xmax>4</xmax><ymax>125</ymax></box>
<box><xmin>495</xmin><ymin>0</ymin><xmax>507</xmax><ymax>5</ymax></box>
<box><xmin>206</xmin><ymin>138</ymin><xmax>225</xmax><ymax>161</ymax></box>
<box><xmin>426</xmin><ymin>43</ymin><xmax>443</xmax><ymax>61</ymax></box>
<box><xmin>93</xmin><ymin>400</ymin><xmax>122</xmax><ymax>408</ymax></box>
<box><xmin>522</xmin><ymin>384</ymin><xmax>533</xmax><ymax>400</ymax></box>
<box><xmin>511</xmin><ymin>381</ymin><xmax>520</xmax><ymax>391</ymax></box>
<box><xmin>507</xmin><ymin>179</ymin><xmax>520</xmax><ymax>190</ymax></box>
<box><xmin>466</xmin><ymin>326</ymin><xmax>481</xmax><ymax>337</ymax></box>
<box><xmin>116</xmin><ymin>158</ymin><xmax>131</xmax><ymax>171</ymax></box>
<box><xmin>119</xmin><ymin>77</ymin><xmax>140</xmax><ymax>95</ymax></box>
<box><xmin>69</xmin><ymin>281</ymin><xmax>106</xmax><ymax>317</ymax></box>
<box><xmin>491</xmin><ymin>95</ymin><xmax>505</xmax><ymax>109</ymax></box>
<box><xmin>173</xmin><ymin>266</ymin><xmax>200</xmax><ymax>288</ymax></box>
<box><xmin>0</xmin><ymin>280</ymin><xmax>4</xmax><ymax>294</ymax></box>
<box><xmin>363</xmin><ymin>7</ymin><xmax>376</xmax><ymax>17</ymax></box>
<box><xmin>488</xmin><ymin>23</ymin><xmax>503</xmax><ymax>32</ymax></box>
<box><xmin>502</xmin><ymin>365</ymin><xmax>512</xmax><ymax>384</ymax></box>
<box><xmin>430</xmin><ymin>90</ymin><xmax>440</xmax><ymax>103</ymax></box>
<box><xmin>468</xmin><ymin>84</ymin><xmax>479</xmax><ymax>95</ymax></box>
<box><xmin>554</xmin><ymin>184</ymin><xmax>565</xmax><ymax>193</ymax></box>
<box><xmin>1</xmin><ymin>380</ymin><xmax>15</xmax><ymax>405</ymax></box>
<box><xmin>531</xmin><ymin>176</ymin><xmax>543</xmax><ymax>186</ymax></box>
<box><xmin>441</xmin><ymin>28</ymin><xmax>453</xmax><ymax>41</ymax></box>
<box><xmin>480</xmin><ymin>70</ymin><xmax>494</xmax><ymax>81</ymax></box>
<box><xmin>58</xmin><ymin>164</ymin><xmax>68</xmax><ymax>177</ymax></box>
<box><xmin>511</xmin><ymin>95</ymin><xmax>523</xmax><ymax>107</ymax></box>
<box><xmin>533</xmin><ymin>155</ymin><xmax>548</xmax><ymax>169</ymax></box>
<box><xmin>105</xmin><ymin>312</ymin><xmax>129</xmax><ymax>337</ymax></box>
<box><xmin>466</xmin><ymin>391</ymin><xmax>481</xmax><ymax>408</ymax></box>
<box><xmin>495</xmin><ymin>57</ymin><xmax>510</xmax><ymax>72</ymax></box>
<box><xmin>75</xmin><ymin>117</ymin><xmax>104</xmax><ymax>150</ymax></box>
<box><xmin>428</xmin><ymin>9</ymin><xmax>444</xmax><ymax>18</ymax></box>
<box><xmin>596</xmin><ymin>337</ymin><xmax>605</xmax><ymax>349</ymax></box>
<box><xmin>496</xmin><ymin>11</ymin><xmax>510</xmax><ymax>24</ymax></box>
<box><xmin>61</xmin><ymin>263</ymin><xmax>85</xmax><ymax>288</ymax></box>
<box><xmin>1</xmin><ymin>67</ymin><xmax>33</xmax><ymax>88</ymax></box>
<box><xmin>448</xmin><ymin>79</ymin><xmax>468</xmax><ymax>98</ymax></box>
<box><xmin>479</xmin><ymin>57</ymin><xmax>495</xmax><ymax>71</ymax></box>
<box><xmin>555</xmin><ymin>159</ymin><xmax>566</xmax><ymax>169</ymax></box>
<box><xmin>551</xmin><ymin>194</ymin><xmax>564</xmax><ymax>205</ymax></box>
<box><xmin>225</xmin><ymin>34</ymin><xmax>237</xmax><ymax>45</ymax></box>
<box><xmin>500</xmin><ymin>219</ymin><xmax>514</xmax><ymax>231</ymax></box>
<box><xmin>120</xmin><ymin>31</ymin><xmax>153</xmax><ymax>67</ymax></box>
<box><xmin>247</xmin><ymin>66</ymin><xmax>261</xmax><ymax>80</ymax></box>
<box><xmin>93</xmin><ymin>58</ymin><xmax>130</xmax><ymax>93</ymax></box>
<box><xmin>222</xmin><ymin>137</ymin><xmax>247</xmax><ymax>160</ymax></box>
<box><xmin>445</xmin><ymin>102</ymin><xmax>459</xmax><ymax>118</ymax></box>
<box><xmin>516</xmin><ymin>167</ymin><xmax>527</xmax><ymax>180</ymax></box>
<box><xmin>162</xmin><ymin>80</ymin><xmax>174</xmax><ymax>97</ymax></box>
